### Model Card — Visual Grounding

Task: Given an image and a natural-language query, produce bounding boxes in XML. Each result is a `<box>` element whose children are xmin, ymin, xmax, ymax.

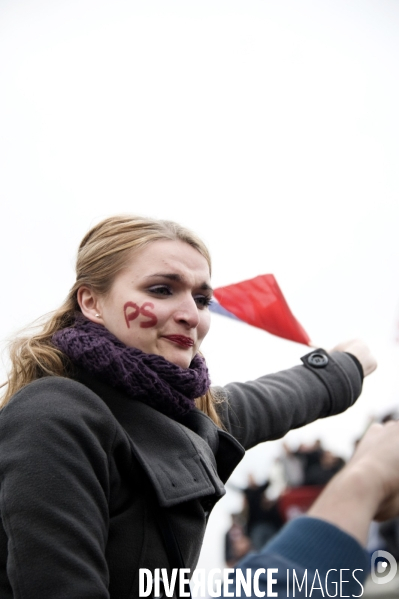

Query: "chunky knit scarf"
<box><xmin>52</xmin><ymin>315</ymin><xmax>211</xmax><ymax>418</ymax></box>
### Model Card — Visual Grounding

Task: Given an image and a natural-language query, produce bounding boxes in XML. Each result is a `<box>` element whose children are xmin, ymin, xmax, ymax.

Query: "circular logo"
<box><xmin>370</xmin><ymin>550</ymin><xmax>397</xmax><ymax>585</ymax></box>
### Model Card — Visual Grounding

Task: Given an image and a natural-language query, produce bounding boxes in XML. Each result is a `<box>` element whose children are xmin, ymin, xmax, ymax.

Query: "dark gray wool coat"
<box><xmin>0</xmin><ymin>350</ymin><xmax>362</xmax><ymax>598</ymax></box>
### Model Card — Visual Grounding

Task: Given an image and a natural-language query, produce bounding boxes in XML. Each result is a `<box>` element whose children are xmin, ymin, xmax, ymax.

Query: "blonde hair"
<box><xmin>1</xmin><ymin>215</ymin><xmax>223</xmax><ymax>426</ymax></box>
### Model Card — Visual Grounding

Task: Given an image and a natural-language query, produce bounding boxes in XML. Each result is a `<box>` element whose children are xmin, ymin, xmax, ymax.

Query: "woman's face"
<box><xmin>81</xmin><ymin>240</ymin><xmax>212</xmax><ymax>369</ymax></box>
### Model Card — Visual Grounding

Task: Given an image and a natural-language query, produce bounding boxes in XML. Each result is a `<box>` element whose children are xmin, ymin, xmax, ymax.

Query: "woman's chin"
<box><xmin>161</xmin><ymin>349</ymin><xmax>193</xmax><ymax>369</ymax></box>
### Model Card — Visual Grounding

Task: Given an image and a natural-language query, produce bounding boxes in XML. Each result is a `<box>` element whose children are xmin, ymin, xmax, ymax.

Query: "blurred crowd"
<box><xmin>224</xmin><ymin>439</ymin><xmax>344</xmax><ymax>567</ymax></box>
<box><xmin>224</xmin><ymin>419</ymin><xmax>399</xmax><ymax>567</ymax></box>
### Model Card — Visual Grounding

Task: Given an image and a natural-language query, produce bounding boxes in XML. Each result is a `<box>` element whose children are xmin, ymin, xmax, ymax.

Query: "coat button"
<box><xmin>307</xmin><ymin>352</ymin><xmax>329</xmax><ymax>368</ymax></box>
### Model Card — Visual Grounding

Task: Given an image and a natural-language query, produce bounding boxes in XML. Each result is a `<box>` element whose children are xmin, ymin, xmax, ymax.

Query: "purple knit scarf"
<box><xmin>52</xmin><ymin>315</ymin><xmax>210</xmax><ymax>418</ymax></box>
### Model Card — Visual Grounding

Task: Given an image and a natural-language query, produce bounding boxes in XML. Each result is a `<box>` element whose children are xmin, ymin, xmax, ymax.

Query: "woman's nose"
<box><xmin>173</xmin><ymin>296</ymin><xmax>200</xmax><ymax>328</ymax></box>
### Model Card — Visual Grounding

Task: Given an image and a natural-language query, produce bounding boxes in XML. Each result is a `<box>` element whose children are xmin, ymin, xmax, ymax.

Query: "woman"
<box><xmin>0</xmin><ymin>215</ymin><xmax>375</xmax><ymax>598</ymax></box>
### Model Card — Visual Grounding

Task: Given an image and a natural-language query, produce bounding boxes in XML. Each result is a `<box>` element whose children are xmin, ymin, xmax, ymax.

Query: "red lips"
<box><xmin>163</xmin><ymin>335</ymin><xmax>194</xmax><ymax>348</ymax></box>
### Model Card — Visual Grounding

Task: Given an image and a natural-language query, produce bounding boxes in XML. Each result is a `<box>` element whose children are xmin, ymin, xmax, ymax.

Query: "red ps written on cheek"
<box><xmin>123</xmin><ymin>301</ymin><xmax>158</xmax><ymax>329</ymax></box>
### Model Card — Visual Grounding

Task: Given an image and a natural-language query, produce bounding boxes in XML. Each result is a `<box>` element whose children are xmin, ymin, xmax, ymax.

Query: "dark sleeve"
<box><xmin>224</xmin><ymin>517</ymin><xmax>369</xmax><ymax>598</ymax></box>
<box><xmin>0</xmin><ymin>378</ymin><xmax>117</xmax><ymax>599</ymax></box>
<box><xmin>215</xmin><ymin>350</ymin><xmax>363</xmax><ymax>449</ymax></box>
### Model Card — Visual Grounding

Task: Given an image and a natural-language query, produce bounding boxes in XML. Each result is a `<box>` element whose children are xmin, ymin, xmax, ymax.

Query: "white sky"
<box><xmin>1</xmin><ymin>0</ymin><xmax>399</xmax><ymax>572</ymax></box>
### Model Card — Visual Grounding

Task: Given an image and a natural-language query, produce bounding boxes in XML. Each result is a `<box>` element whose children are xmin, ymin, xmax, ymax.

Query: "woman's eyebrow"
<box><xmin>145</xmin><ymin>273</ymin><xmax>213</xmax><ymax>292</ymax></box>
<box><xmin>146</xmin><ymin>273</ymin><xmax>182</xmax><ymax>281</ymax></box>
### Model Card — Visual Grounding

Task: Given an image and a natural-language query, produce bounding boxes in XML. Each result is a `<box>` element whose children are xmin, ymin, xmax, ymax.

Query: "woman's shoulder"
<box><xmin>0</xmin><ymin>376</ymin><xmax>117</xmax><ymax>437</ymax></box>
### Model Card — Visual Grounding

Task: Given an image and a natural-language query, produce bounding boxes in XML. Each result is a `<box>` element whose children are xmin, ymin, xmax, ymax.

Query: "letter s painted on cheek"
<box><xmin>139</xmin><ymin>302</ymin><xmax>158</xmax><ymax>328</ymax></box>
<box><xmin>124</xmin><ymin>302</ymin><xmax>140</xmax><ymax>328</ymax></box>
<box><xmin>123</xmin><ymin>301</ymin><xmax>158</xmax><ymax>329</ymax></box>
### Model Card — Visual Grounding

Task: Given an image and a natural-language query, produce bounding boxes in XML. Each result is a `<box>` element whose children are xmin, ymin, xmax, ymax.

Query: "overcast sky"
<box><xmin>1</xmin><ymin>0</ymin><xmax>399</xmax><ymax>571</ymax></box>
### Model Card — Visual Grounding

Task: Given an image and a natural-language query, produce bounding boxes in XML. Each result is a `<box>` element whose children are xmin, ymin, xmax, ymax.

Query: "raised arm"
<box><xmin>216</xmin><ymin>345</ymin><xmax>370</xmax><ymax>449</ymax></box>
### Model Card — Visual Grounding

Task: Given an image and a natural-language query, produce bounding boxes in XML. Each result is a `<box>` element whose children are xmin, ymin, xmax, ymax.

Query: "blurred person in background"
<box><xmin>229</xmin><ymin>475</ymin><xmax>284</xmax><ymax>551</ymax></box>
<box><xmin>224</xmin><ymin>513</ymin><xmax>252</xmax><ymax>568</ymax></box>
<box><xmin>304</xmin><ymin>449</ymin><xmax>345</xmax><ymax>486</ymax></box>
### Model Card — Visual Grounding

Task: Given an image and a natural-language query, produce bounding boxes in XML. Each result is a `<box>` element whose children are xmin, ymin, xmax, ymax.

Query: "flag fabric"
<box><xmin>208</xmin><ymin>300</ymin><xmax>241</xmax><ymax>321</ymax></box>
<box><xmin>211</xmin><ymin>274</ymin><xmax>311</xmax><ymax>345</ymax></box>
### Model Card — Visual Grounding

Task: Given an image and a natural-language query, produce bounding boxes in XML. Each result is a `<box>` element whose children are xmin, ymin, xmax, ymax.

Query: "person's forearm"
<box><xmin>308</xmin><ymin>463</ymin><xmax>383</xmax><ymax>546</ymax></box>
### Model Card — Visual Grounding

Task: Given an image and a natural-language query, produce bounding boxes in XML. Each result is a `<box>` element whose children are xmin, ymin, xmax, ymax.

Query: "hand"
<box><xmin>330</xmin><ymin>339</ymin><xmax>377</xmax><ymax>377</ymax></box>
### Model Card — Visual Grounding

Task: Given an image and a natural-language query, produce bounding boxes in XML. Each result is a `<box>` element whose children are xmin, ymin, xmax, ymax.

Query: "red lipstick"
<box><xmin>163</xmin><ymin>335</ymin><xmax>194</xmax><ymax>348</ymax></box>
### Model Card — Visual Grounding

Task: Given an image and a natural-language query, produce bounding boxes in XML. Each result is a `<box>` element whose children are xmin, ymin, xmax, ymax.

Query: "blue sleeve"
<box><xmin>223</xmin><ymin>517</ymin><xmax>369</xmax><ymax>598</ymax></box>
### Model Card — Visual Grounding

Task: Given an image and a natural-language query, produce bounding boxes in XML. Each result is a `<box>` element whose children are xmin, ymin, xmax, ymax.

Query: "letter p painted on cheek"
<box><xmin>124</xmin><ymin>302</ymin><xmax>140</xmax><ymax>328</ymax></box>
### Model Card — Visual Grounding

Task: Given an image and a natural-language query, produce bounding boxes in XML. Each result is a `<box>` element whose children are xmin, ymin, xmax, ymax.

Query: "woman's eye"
<box><xmin>148</xmin><ymin>285</ymin><xmax>172</xmax><ymax>296</ymax></box>
<box><xmin>194</xmin><ymin>295</ymin><xmax>213</xmax><ymax>308</ymax></box>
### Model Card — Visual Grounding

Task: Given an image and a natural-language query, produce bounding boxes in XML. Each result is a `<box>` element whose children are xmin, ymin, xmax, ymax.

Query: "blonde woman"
<box><xmin>0</xmin><ymin>215</ymin><xmax>375</xmax><ymax>598</ymax></box>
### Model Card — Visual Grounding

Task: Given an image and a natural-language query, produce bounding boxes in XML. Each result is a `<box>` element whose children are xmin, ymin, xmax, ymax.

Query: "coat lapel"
<box><xmin>74</xmin><ymin>370</ymin><xmax>245</xmax><ymax>508</ymax></box>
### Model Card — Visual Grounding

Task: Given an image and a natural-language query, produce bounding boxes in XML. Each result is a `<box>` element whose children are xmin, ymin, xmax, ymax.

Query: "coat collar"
<box><xmin>73</xmin><ymin>369</ymin><xmax>244</xmax><ymax>508</ymax></box>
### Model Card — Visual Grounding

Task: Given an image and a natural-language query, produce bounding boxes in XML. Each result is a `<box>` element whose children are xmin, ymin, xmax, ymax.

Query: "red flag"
<box><xmin>213</xmin><ymin>274</ymin><xmax>310</xmax><ymax>345</ymax></box>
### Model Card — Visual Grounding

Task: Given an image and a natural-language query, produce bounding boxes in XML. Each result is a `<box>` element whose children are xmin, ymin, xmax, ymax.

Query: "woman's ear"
<box><xmin>77</xmin><ymin>287</ymin><xmax>103</xmax><ymax>323</ymax></box>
